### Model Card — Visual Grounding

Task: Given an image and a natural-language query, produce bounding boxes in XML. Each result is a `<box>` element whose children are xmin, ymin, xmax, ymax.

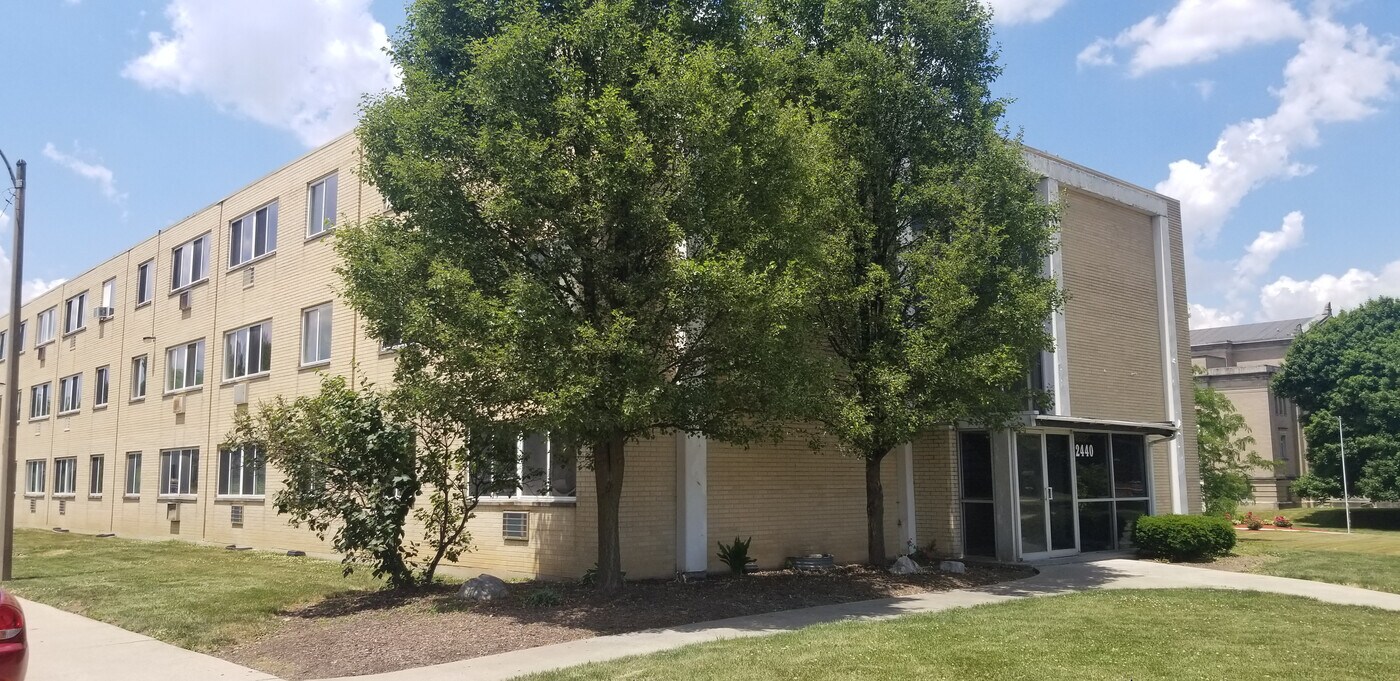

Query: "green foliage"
<box><xmin>717</xmin><ymin>536</ymin><xmax>757</xmax><ymax>575</ymax></box>
<box><xmin>348</xmin><ymin>0</ymin><xmax>829</xmax><ymax>592</ymax></box>
<box><xmin>1195</xmin><ymin>372</ymin><xmax>1268</xmax><ymax>515</ymax></box>
<box><xmin>524</xmin><ymin>587</ymin><xmax>564</xmax><ymax>609</ymax></box>
<box><xmin>227</xmin><ymin>374</ymin><xmax>515</xmax><ymax>587</ymax></box>
<box><xmin>227</xmin><ymin>375</ymin><xmax>419</xmax><ymax>588</ymax></box>
<box><xmin>1290</xmin><ymin>473</ymin><xmax>1341</xmax><ymax>501</ymax></box>
<box><xmin>757</xmin><ymin>0</ymin><xmax>1061</xmax><ymax>564</ymax></box>
<box><xmin>1273</xmin><ymin>297</ymin><xmax>1400</xmax><ymax>501</ymax></box>
<box><xmin>1134</xmin><ymin>514</ymin><xmax>1237</xmax><ymax>562</ymax></box>
<box><xmin>581</xmin><ymin>564</ymin><xmax>626</xmax><ymax>587</ymax></box>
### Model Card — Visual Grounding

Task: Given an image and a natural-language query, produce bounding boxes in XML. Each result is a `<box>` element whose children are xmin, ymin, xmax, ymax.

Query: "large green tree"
<box><xmin>347</xmin><ymin>0</ymin><xmax>826</xmax><ymax>592</ymax></box>
<box><xmin>760</xmin><ymin>0</ymin><xmax>1060</xmax><ymax>564</ymax></box>
<box><xmin>1273</xmin><ymin>297</ymin><xmax>1400</xmax><ymax>501</ymax></box>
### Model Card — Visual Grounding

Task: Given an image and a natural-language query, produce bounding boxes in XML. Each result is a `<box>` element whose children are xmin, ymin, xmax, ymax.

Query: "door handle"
<box><xmin>1047</xmin><ymin>486</ymin><xmax>1054</xmax><ymax>501</ymax></box>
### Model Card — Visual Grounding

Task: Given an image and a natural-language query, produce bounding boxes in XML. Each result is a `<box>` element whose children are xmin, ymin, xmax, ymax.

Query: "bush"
<box><xmin>1273</xmin><ymin>515</ymin><xmax>1293</xmax><ymax>528</ymax></box>
<box><xmin>717</xmin><ymin>536</ymin><xmax>757</xmax><ymax>576</ymax></box>
<box><xmin>524</xmin><ymin>587</ymin><xmax>563</xmax><ymax>608</ymax></box>
<box><xmin>1134</xmin><ymin>514</ymin><xmax>1236</xmax><ymax>561</ymax></box>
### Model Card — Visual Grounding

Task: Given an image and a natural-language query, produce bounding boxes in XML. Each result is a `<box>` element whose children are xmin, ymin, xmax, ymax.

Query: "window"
<box><xmin>94</xmin><ymin>366</ymin><xmax>110</xmax><ymax>407</ymax></box>
<box><xmin>218</xmin><ymin>445</ymin><xmax>265</xmax><ymax>497</ymax></box>
<box><xmin>54</xmin><ymin>457</ymin><xmax>77</xmax><ymax>495</ymax></box>
<box><xmin>36</xmin><ymin>307</ymin><xmax>56</xmax><ymax>345</ymax></box>
<box><xmin>166</xmin><ymin>340</ymin><xmax>205</xmax><ymax>392</ymax></box>
<box><xmin>1273</xmin><ymin>392</ymin><xmax>1287</xmax><ymax>416</ymax></box>
<box><xmin>136</xmin><ymin>259</ymin><xmax>154</xmax><ymax>306</ymax></box>
<box><xmin>1278</xmin><ymin>430</ymin><xmax>1290</xmax><ymax>462</ymax></box>
<box><xmin>224</xmin><ymin>322</ymin><xmax>271</xmax><ymax>379</ymax></box>
<box><xmin>30</xmin><ymin>382</ymin><xmax>51</xmax><ymax>419</ymax></box>
<box><xmin>171</xmin><ymin>234</ymin><xmax>209</xmax><ymax>291</ymax></box>
<box><xmin>959</xmin><ymin>432</ymin><xmax>997</xmax><ymax>557</ymax></box>
<box><xmin>307</xmin><ymin>173</ymin><xmax>338</xmax><ymax>237</ymax></box>
<box><xmin>59</xmin><ymin>373</ymin><xmax>83</xmax><ymax>414</ymax></box>
<box><xmin>24</xmin><ymin>460</ymin><xmax>45</xmax><ymax>495</ymax></box>
<box><xmin>131</xmin><ymin>355</ymin><xmax>149</xmax><ymax>399</ymax></box>
<box><xmin>64</xmin><ymin>292</ymin><xmax>86</xmax><ymax>334</ymax></box>
<box><xmin>89</xmin><ymin>455</ymin><xmax>104</xmax><ymax>496</ymax></box>
<box><xmin>160</xmin><ymin>448</ymin><xmax>199</xmax><ymax>496</ymax></box>
<box><xmin>301</xmin><ymin>304</ymin><xmax>332</xmax><ymax>365</ymax></box>
<box><xmin>0</xmin><ymin>330</ymin><xmax>5</xmax><ymax>362</ymax></box>
<box><xmin>16</xmin><ymin>321</ymin><xmax>25</xmax><ymax>354</ymax></box>
<box><xmin>125</xmin><ymin>452</ymin><xmax>142</xmax><ymax>496</ymax></box>
<box><xmin>101</xmin><ymin>278</ymin><xmax>117</xmax><ymax>310</ymax></box>
<box><xmin>229</xmin><ymin>202</ymin><xmax>278</xmax><ymax>267</ymax></box>
<box><xmin>474</xmin><ymin>431</ymin><xmax>577</xmax><ymax>499</ymax></box>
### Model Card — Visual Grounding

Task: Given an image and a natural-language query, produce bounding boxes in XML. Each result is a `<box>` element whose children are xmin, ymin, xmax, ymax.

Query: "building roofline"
<box><xmin>1021</xmin><ymin>145</ymin><xmax>1175</xmax><ymax>216</ymax></box>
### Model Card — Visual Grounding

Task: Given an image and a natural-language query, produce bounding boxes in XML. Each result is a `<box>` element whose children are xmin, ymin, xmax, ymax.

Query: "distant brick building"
<box><xmin>1191</xmin><ymin>311</ymin><xmax>1329</xmax><ymax>507</ymax></box>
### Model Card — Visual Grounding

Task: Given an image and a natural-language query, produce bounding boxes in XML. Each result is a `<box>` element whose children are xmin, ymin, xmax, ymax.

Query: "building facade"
<box><xmin>3</xmin><ymin>135</ymin><xmax>1197</xmax><ymax>579</ymax></box>
<box><xmin>1191</xmin><ymin>313</ymin><xmax>1327</xmax><ymax>507</ymax></box>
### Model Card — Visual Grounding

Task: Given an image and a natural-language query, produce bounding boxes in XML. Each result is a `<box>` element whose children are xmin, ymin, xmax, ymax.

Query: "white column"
<box><xmin>675</xmin><ymin>432</ymin><xmax>708</xmax><ymax>574</ymax></box>
<box><xmin>895</xmin><ymin>442</ymin><xmax>916</xmax><ymax>555</ymax></box>
<box><xmin>1152</xmin><ymin>214</ymin><xmax>1187</xmax><ymax>513</ymax></box>
<box><xmin>1039</xmin><ymin>178</ymin><xmax>1071</xmax><ymax>416</ymax></box>
<box><xmin>989</xmin><ymin>430</ymin><xmax>1019</xmax><ymax>562</ymax></box>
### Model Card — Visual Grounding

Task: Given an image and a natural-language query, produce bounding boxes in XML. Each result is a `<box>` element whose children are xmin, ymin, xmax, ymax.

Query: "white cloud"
<box><xmin>983</xmin><ymin>0</ymin><xmax>1069</xmax><ymax>25</ymax></box>
<box><xmin>1259</xmin><ymin>260</ymin><xmax>1400</xmax><ymax>320</ymax></box>
<box><xmin>1157</xmin><ymin>13</ymin><xmax>1400</xmax><ymax>246</ymax></box>
<box><xmin>1233</xmin><ymin>210</ymin><xmax>1305</xmax><ymax>291</ymax></box>
<box><xmin>1082</xmin><ymin>0</ymin><xmax>1306</xmax><ymax>76</ymax></box>
<box><xmin>41</xmin><ymin>142</ymin><xmax>127</xmax><ymax>205</ymax></box>
<box><xmin>123</xmin><ymin>0</ymin><xmax>400</xmax><ymax>147</ymax></box>
<box><xmin>1189</xmin><ymin>303</ymin><xmax>1244</xmax><ymax>329</ymax></box>
<box><xmin>1193</xmin><ymin>79</ymin><xmax>1216</xmax><ymax>100</ymax></box>
<box><xmin>0</xmin><ymin>212</ymin><xmax>67</xmax><ymax>314</ymax></box>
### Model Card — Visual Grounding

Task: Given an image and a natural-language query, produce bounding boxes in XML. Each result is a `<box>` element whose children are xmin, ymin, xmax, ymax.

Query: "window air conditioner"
<box><xmin>179</xmin><ymin>290</ymin><xmax>192</xmax><ymax>311</ymax></box>
<box><xmin>94</xmin><ymin>307</ymin><xmax>116</xmax><ymax>321</ymax></box>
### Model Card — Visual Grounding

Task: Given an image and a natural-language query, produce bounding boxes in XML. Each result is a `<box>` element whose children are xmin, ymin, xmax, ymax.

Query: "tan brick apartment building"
<box><xmin>1191</xmin><ymin>313</ymin><xmax>1327</xmax><ymax>507</ymax></box>
<box><xmin>3</xmin><ymin>134</ymin><xmax>1198</xmax><ymax>579</ymax></box>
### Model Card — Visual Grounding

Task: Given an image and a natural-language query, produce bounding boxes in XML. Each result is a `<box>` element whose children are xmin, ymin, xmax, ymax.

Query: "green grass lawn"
<box><xmin>1240</xmin><ymin>505</ymin><xmax>1400</xmax><ymax>533</ymax></box>
<box><xmin>6</xmin><ymin>529</ymin><xmax>379</xmax><ymax>652</ymax></box>
<box><xmin>1231</xmin><ymin>526</ymin><xmax>1400</xmax><ymax>594</ymax></box>
<box><xmin>523</xmin><ymin>589</ymin><xmax>1400</xmax><ymax>681</ymax></box>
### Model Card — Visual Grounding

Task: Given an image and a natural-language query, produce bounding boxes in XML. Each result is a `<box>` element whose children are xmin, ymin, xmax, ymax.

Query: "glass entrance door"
<box><xmin>1016</xmin><ymin>433</ymin><xmax>1078</xmax><ymax>558</ymax></box>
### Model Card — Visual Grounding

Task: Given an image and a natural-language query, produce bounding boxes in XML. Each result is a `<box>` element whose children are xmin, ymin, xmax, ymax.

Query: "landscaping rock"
<box><xmin>939</xmin><ymin>560</ymin><xmax>966</xmax><ymax>574</ymax></box>
<box><xmin>459</xmin><ymin>574</ymin><xmax>510</xmax><ymax>601</ymax></box>
<box><xmin>890</xmin><ymin>555</ymin><xmax>921</xmax><ymax>575</ymax></box>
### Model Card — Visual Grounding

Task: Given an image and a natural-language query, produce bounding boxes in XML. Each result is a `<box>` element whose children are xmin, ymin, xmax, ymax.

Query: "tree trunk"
<box><xmin>593</xmin><ymin>430</ymin><xmax>627</xmax><ymax>594</ymax></box>
<box><xmin>865</xmin><ymin>451</ymin><xmax>887</xmax><ymax>566</ymax></box>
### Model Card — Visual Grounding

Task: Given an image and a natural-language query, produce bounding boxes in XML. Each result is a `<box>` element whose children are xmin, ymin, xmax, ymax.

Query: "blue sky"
<box><xmin>0</xmin><ymin>0</ymin><xmax>1396</xmax><ymax>329</ymax></box>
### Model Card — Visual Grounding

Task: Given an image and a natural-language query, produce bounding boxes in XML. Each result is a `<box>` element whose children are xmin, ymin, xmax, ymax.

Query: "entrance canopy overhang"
<box><xmin>1032</xmin><ymin>415</ymin><xmax>1177</xmax><ymax>438</ymax></box>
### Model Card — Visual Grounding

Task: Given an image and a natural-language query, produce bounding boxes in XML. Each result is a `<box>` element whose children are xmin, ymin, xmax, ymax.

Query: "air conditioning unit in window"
<box><xmin>167</xmin><ymin>502</ymin><xmax>181</xmax><ymax>521</ymax></box>
<box><xmin>172</xmin><ymin>396</ymin><xmax>186</xmax><ymax>415</ymax></box>
<box><xmin>232</xmin><ymin>382</ymin><xmax>248</xmax><ymax>406</ymax></box>
<box><xmin>93</xmin><ymin>306</ymin><xmax>116</xmax><ymax>321</ymax></box>
<box><xmin>35</xmin><ymin>346</ymin><xmax>45</xmax><ymax>361</ymax></box>
<box><xmin>179</xmin><ymin>290</ymin><xmax>192</xmax><ymax>311</ymax></box>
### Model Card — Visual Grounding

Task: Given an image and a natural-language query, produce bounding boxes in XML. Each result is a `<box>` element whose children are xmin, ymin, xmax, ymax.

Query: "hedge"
<box><xmin>1134</xmin><ymin>514</ymin><xmax>1236</xmax><ymax>561</ymax></box>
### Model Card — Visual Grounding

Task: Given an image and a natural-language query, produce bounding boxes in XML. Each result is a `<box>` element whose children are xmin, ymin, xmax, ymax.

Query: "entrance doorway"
<box><xmin>1016</xmin><ymin>433</ymin><xmax>1078</xmax><ymax>559</ymax></box>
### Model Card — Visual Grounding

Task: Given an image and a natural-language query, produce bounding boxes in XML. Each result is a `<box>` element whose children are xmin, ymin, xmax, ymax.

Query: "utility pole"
<box><xmin>0</xmin><ymin>151</ymin><xmax>23</xmax><ymax>581</ymax></box>
<box><xmin>1338</xmin><ymin>415</ymin><xmax>1352</xmax><ymax>535</ymax></box>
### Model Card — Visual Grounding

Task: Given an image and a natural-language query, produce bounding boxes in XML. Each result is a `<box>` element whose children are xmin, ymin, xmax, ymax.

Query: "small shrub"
<box><xmin>1273</xmin><ymin>515</ymin><xmax>1293</xmax><ymax>528</ymax></box>
<box><xmin>717</xmin><ymin>536</ymin><xmax>757</xmax><ymax>576</ymax></box>
<box><xmin>524</xmin><ymin>587</ymin><xmax>563</xmax><ymax>608</ymax></box>
<box><xmin>581</xmin><ymin>564</ymin><xmax>625</xmax><ymax>586</ymax></box>
<box><xmin>1134</xmin><ymin>514</ymin><xmax>1236</xmax><ymax>561</ymax></box>
<box><xmin>1245</xmin><ymin>512</ymin><xmax>1264</xmax><ymax>530</ymax></box>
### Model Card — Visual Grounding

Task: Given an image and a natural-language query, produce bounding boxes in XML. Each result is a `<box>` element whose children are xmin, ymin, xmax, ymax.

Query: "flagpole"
<box><xmin>1338</xmin><ymin>415</ymin><xmax>1352</xmax><ymax>534</ymax></box>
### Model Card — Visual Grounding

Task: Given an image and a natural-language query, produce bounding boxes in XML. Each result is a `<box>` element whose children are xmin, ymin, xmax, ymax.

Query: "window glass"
<box><xmin>1074</xmin><ymin>432</ymin><xmax>1112</xmax><ymax>499</ymax></box>
<box><xmin>125</xmin><ymin>452</ymin><xmax>142</xmax><ymax>495</ymax></box>
<box><xmin>218</xmin><ymin>445</ymin><xmax>265</xmax><ymax>496</ymax></box>
<box><xmin>229</xmin><ymin>203</ymin><xmax>278</xmax><ymax>266</ymax></box>
<box><xmin>25</xmin><ymin>460</ymin><xmax>46</xmax><ymax>494</ymax></box>
<box><xmin>959</xmin><ymin>432</ymin><xmax>994</xmax><ymax>500</ymax></box>
<box><xmin>160</xmin><ymin>448</ymin><xmax>199</xmax><ymax>496</ymax></box>
<box><xmin>55</xmin><ymin>457</ymin><xmax>77</xmax><ymax>494</ymax></box>
<box><xmin>225</xmin><ymin>322</ymin><xmax>271</xmax><ymax>379</ymax></box>
<box><xmin>131</xmin><ymin>355</ymin><xmax>148</xmax><ymax>399</ymax></box>
<box><xmin>89</xmin><ymin>455</ymin><xmax>104</xmax><ymax>495</ymax></box>
<box><xmin>1111</xmin><ymin>434</ymin><xmax>1148</xmax><ymax>499</ymax></box>
<box><xmin>301</xmin><ymin>304</ymin><xmax>332</xmax><ymax>364</ymax></box>
<box><xmin>95</xmin><ymin>367</ymin><xmax>110</xmax><ymax>407</ymax></box>
<box><xmin>308</xmin><ymin>173</ymin><xmax>338</xmax><ymax>236</ymax></box>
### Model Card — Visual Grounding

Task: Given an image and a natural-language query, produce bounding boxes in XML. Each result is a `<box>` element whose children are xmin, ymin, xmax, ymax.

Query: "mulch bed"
<box><xmin>225</xmin><ymin>563</ymin><xmax>1029</xmax><ymax>679</ymax></box>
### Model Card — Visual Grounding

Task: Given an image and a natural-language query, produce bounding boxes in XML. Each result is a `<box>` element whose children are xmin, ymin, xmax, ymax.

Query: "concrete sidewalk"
<box><xmin>21</xmin><ymin>598</ymin><xmax>282</xmax><ymax>681</ymax></box>
<box><xmin>312</xmin><ymin>558</ymin><xmax>1400</xmax><ymax>681</ymax></box>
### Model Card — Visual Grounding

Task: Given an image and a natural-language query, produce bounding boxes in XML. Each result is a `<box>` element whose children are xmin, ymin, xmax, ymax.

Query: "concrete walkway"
<box><xmin>312</xmin><ymin>558</ymin><xmax>1400</xmax><ymax>681</ymax></box>
<box><xmin>21</xmin><ymin>597</ymin><xmax>282</xmax><ymax>681</ymax></box>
